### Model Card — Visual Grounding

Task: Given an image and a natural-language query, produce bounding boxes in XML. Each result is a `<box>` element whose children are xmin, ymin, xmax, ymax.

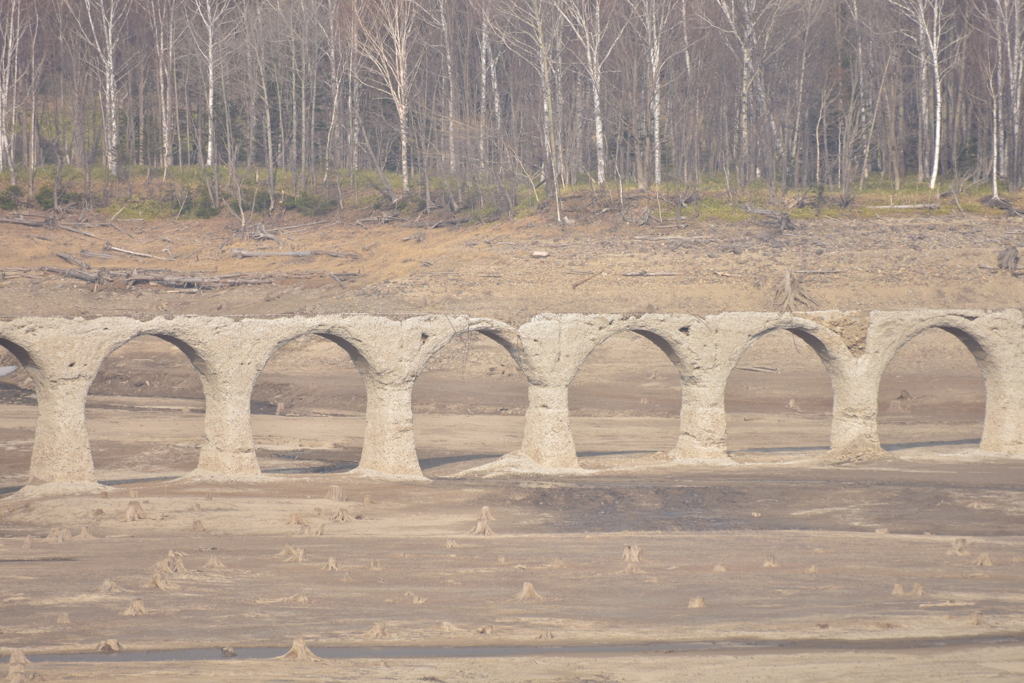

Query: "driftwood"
<box><xmin>56</xmin><ymin>252</ymin><xmax>91</xmax><ymax>270</ymax></box>
<box><xmin>40</xmin><ymin>266</ymin><xmax>98</xmax><ymax>283</ymax></box>
<box><xmin>1</xmin><ymin>216</ymin><xmax>51</xmax><ymax>227</ymax></box>
<box><xmin>80</xmin><ymin>250</ymin><xmax>113</xmax><ymax>259</ymax></box>
<box><xmin>105</xmin><ymin>243</ymin><xmax>171</xmax><ymax>260</ymax></box>
<box><xmin>60</xmin><ymin>225</ymin><xmax>102</xmax><ymax>239</ymax></box>
<box><xmin>572</xmin><ymin>272</ymin><xmax>600</xmax><ymax>289</ymax></box>
<box><xmin>40</xmin><ymin>266</ymin><xmax>272</xmax><ymax>288</ymax></box>
<box><xmin>864</xmin><ymin>203</ymin><xmax>940</xmax><ymax>210</ymax></box>
<box><xmin>632</xmin><ymin>235</ymin><xmax>710</xmax><ymax>241</ymax></box>
<box><xmin>231</xmin><ymin>249</ymin><xmax>360</xmax><ymax>259</ymax></box>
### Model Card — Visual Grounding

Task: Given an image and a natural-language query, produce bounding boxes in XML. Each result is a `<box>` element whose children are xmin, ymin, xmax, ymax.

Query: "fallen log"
<box><xmin>572</xmin><ymin>272</ymin><xmax>600</xmax><ymax>289</ymax></box>
<box><xmin>1</xmin><ymin>216</ymin><xmax>49</xmax><ymax>227</ymax></box>
<box><xmin>104</xmin><ymin>243</ymin><xmax>172</xmax><ymax>260</ymax></box>
<box><xmin>863</xmin><ymin>204</ymin><xmax>940</xmax><ymax>210</ymax></box>
<box><xmin>40</xmin><ymin>266</ymin><xmax>98</xmax><ymax>283</ymax></box>
<box><xmin>56</xmin><ymin>252</ymin><xmax>91</xmax><ymax>270</ymax></box>
<box><xmin>633</xmin><ymin>235</ymin><xmax>709</xmax><ymax>241</ymax></box>
<box><xmin>59</xmin><ymin>224</ymin><xmax>102</xmax><ymax>239</ymax></box>
<box><xmin>231</xmin><ymin>249</ymin><xmax>360</xmax><ymax>259</ymax></box>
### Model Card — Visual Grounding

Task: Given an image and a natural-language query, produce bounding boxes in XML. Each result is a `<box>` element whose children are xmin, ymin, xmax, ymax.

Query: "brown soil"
<box><xmin>1</xmin><ymin>210</ymin><xmax>1023</xmax><ymax>680</ymax></box>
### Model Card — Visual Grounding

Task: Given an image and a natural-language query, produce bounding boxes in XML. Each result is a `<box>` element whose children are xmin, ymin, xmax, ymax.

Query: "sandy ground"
<box><xmin>2</xmin><ymin>212</ymin><xmax>1023</xmax><ymax>681</ymax></box>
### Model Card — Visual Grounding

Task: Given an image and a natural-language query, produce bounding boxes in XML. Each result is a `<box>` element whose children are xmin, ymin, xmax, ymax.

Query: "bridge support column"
<box><xmin>195</xmin><ymin>365</ymin><xmax>263</xmax><ymax>477</ymax></box>
<box><xmin>357</xmin><ymin>379</ymin><xmax>422</xmax><ymax>476</ymax></box>
<box><xmin>27</xmin><ymin>375</ymin><xmax>97</xmax><ymax>485</ymax></box>
<box><xmin>828</xmin><ymin>372</ymin><xmax>887</xmax><ymax>461</ymax></box>
<box><xmin>520</xmin><ymin>382</ymin><xmax>577</xmax><ymax>468</ymax></box>
<box><xmin>668</xmin><ymin>375</ymin><xmax>730</xmax><ymax>461</ymax></box>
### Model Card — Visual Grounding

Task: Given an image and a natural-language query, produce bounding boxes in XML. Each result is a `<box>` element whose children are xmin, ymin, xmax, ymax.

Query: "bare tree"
<box><xmin>358</xmin><ymin>0</ymin><xmax>421</xmax><ymax>196</ymax></box>
<box><xmin>0</xmin><ymin>0</ymin><xmax>25</xmax><ymax>178</ymax></box>
<box><xmin>62</xmin><ymin>0</ymin><xmax>133</xmax><ymax>173</ymax></box>
<box><xmin>188</xmin><ymin>0</ymin><xmax>237</xmax><ymax>168</ymax></box>
<box><xmin>890</xmin><ymin>0</ymin><xmax>962</xmax><ymax>190</ymax></box>
<box><xmin>558</xmin><ymin>0</ymin><xmax>628</xmax><ymax>183</ymax></box>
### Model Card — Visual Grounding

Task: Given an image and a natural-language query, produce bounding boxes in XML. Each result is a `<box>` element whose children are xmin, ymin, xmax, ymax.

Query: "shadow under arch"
<box><xmin>875</xmin><ymin>320</ymin><xmax>990</xmax><ymax>453</ymax></box>
<box><xmin>568</xmin><ymin>325</ymin><xmax>690</xmax><ymax>462</ymax></box>
<box><xmin>250</xmin><ymin>332</ymin><xmax>369</xmax><ymax>474</ymax></box>
<box><xmin>86</xmin><ymin>331</ymin><xmax>209</xmax><ymax>480</ymax></box>
<box><xmin>410</xmin><ymin>326</ymin><xmax>530</xmax><ymax>474</ymax></box>
<box><xmin>723</xmin><ymin>326</ymin><xmax>836</xmax><ymax>458</ymax></box>
<box><xmin>0</xmin><ymin>337</ymin><xmax>41</xmax><ymax>493</ymax></box>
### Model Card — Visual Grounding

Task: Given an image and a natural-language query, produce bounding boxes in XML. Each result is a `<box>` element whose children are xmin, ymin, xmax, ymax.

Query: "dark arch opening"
<box><xmin>724</xmin><ymin>328</ymin><xmax>833</xmax><ymax>460</ymax></box>
<box><xmin>87</xmin><ymin>334</ymin><xmax>207</xmax><ymax>481</ymax></box>
<box><xmin>411</xmin><ymin>330</ymin><xmax>528</xmax><ymax>475</ymax></box>
<box><xmin>0</xmin><ymin>340</ymin><xmax>39</xmax><ymax>494</ymax></box>
<box><xmin>878</xmin><ymin>327</ymin><xmax>985</xmax><ymax>454</ymax></box>
<box><xmin>569</xmin><ymin>330</ymin><xmax>682</xmax><ymax>466</ymax></box>
<box><xmin>251</xmin><ymin>333</ymin><xmax>367</xmax><ymax>475</ymax></box>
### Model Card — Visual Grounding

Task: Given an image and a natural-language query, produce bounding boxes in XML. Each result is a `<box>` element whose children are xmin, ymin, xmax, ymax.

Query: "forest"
<box><xmin>0</xmin><ymin>0</ymin><xmax>1021</xmax><ymax>220</ymax></box>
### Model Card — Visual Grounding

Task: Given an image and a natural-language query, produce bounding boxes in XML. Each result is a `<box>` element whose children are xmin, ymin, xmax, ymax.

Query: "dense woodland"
<box><xmin>0</xmin><ymin>0</ymin><xmax>1022</xmax><ymax>218</ymax></box>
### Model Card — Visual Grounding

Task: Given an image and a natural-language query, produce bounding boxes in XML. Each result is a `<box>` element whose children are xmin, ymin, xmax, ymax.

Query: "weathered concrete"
<box><xmin>1</xmin><ymin>309</ymin><xmax>1020</xmax><ymax>486</ymax></box>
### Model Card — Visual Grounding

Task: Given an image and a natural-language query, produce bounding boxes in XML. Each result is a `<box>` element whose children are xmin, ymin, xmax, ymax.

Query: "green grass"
<box><xmin>0</xmin><ymin>164</ymin><xmax>1014</xmax><ymax>224</ymax></box>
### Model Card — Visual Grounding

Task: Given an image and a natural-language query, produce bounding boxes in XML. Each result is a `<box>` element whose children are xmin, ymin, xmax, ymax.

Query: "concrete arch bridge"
<box><xmin>2</xmin><ymin>310</ymin><xmax>1021</xmax><ymax>488</ymax></box>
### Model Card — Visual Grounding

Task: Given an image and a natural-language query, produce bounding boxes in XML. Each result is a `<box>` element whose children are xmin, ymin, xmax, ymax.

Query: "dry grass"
<box><xmin>323</xmin><ymin>557</ymin><xmax>340</xmax><ymax>571</ymax></box>
<box><xmin>192</xmin><ymin>520</ymin><xmax>206</xmax><ymax>532</ymax></box>
<box><xmin>892</xmin><ymin>583</ymin><xmax>905</xmax><ymax>595</ymax></box>
<box><xmin>477</xmin><ymin>624</ymin><xmax>494</xmax><ymax>634</ymax></box>
<box><xmin>763</xmin><ymin>555</ymin><xmax>780</xmax><ymax>568</ymax></box>
<box><xmin>910</xmin><ymin>582</ymin><xmax>925</xmax><ymax>596</ymax></box>
<box><xmin>441</xmin><ymin>622</ymin><xmax>465</xmax><ymax>632</ymax></box>
<box><xmin>284</xmin><ymin>548</ymin><xmax>306</xmax><ymax>563</ymax></box>
<box><xmin>536</xmin><ymin>630</ymin><xmax>555</xmax><ymax>639</ymax></box>
<box><xmin>713</xmin><ymin>563</ymin><xmax>727</xmax><ymax>573</ymax></box>
<box><xmin>287</xmin><ymin>513</ymin><xmax>307</xmax><ymax>525</ymax></box>
<box><xmin>21</xmin><ymin>535</ymin><xmax>30</xmax><ymax>549</ymax></box>
<box><xmin>688</xmin><ymin>597</ymin><xmax>708</xmax><ymax>608</ymax></box>
<box><xmin>275</xmin><ymin>544</ymin><xmax>296</xmax><ymax>558</ymax></box>
<box><xmin>56</xmin><ymin>613</ymin><xmax>70</xmax><ymax>625</ymax></box>
<box><xmin>73</xmin><ymin>527</ymin><xmax>94</xmax><ymax>540</ymax></box>
<box><xmin>325</xmin><ymin>485</ymin><xmax>344</xmax><ymax>502</ymax></box>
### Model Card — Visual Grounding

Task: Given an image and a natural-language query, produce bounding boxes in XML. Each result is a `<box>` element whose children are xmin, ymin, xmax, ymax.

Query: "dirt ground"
<box><xmin>2</xmin><ymin>209</ymin><xmax>1024</xmax><ymax>681</ymax></box>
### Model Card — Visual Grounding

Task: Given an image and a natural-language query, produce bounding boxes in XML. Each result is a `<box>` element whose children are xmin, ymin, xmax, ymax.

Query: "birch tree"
<box><xmin>558</xmin><ymin>0</ymin><xmax>628</xmax><ymax>183</ymax></box>
<box><xmin>890</xmin><ymin>0</ymin><xmax>961</xmax><ymax>189</ymax></box>
<box><xmin>358</xmin><ymin>0</ymin><xmax>421</xmax><ymax>196</ymax></box>
<box><xmin>0</xmin><ymin>0</ymin><xmax>25</xmax><ymax>176</ymax></box>
<box><xmin>62</xmin><ymin>0</ymin><xmax>133</xmax><ymax>173</ymax></box>
<box><xmin>188</xmin><ymin>0</ymin><xmax>237</xmax><ymax>167</ymax></box>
